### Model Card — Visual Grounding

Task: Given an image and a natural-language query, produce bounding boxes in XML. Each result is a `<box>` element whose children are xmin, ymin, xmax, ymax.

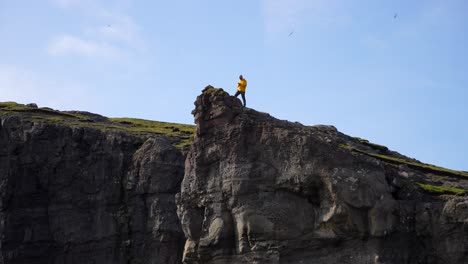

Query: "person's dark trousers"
<box><xmin>234</xmin><ymin>91</ymin><xmax>246</xmax><ymax>106</ymax></box>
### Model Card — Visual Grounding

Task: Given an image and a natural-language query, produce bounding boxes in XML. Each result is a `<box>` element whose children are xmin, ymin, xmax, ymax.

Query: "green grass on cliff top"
<box><xmin>339</xmin><ymin>144</ymin><xmax>468</xmax><ymax>178</ymax></box>
<box><xmin>416</xmin><ymin>183</ymin><xmax>466</xmax><ymax>195</ymax></box>
<box><xmin>109</xmin><ymin>118</ymin><xmax>194</xmax><ymax>148</ymax></box>
<box><xmin>340</xmin><ymin>143</ymin><xmax>467</xmax><ymax>196</ymax></box>
<box><xmin>353</xmin><ymin>137</ymin><xmax>389</xmax><ymax>152</ymax></box>
<box><xmin>0</xmin><ymin>102</ymin><xmax>195</xmax><ymax>149</ymax></box>
<box><xmin>0</xmin><ymin>101</ymin><xmax>83</xmax><ymax>118</ymax></box>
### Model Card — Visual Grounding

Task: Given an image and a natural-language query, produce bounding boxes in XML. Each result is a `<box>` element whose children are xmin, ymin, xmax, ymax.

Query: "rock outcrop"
<box><xmin>1</xmin><ymin>90</ymin><xmax>467</xmax><ymax>264</ymax></box>
<box><xmin>0</xmin><ymin>107</ymin><xmax>188</xmax><ymax>264</ymax></box>
<box><xmin>176</xmin><ymin>87</ymin><xmax>468</xmax><ymax>264</ymax></box>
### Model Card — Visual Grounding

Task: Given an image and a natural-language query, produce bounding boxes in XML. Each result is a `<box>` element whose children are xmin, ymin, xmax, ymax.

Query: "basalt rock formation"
<box><xmin>0</xmin><ymin>89</ymin><xmax>467</xmax><ymax>264</ymax></box>
<box><xmin>0</xmin><ymin>104</ymin><xmax>192</xmax><ymax>264</ymax></box>
<box><xmin>176</xmin><ymin>87</ymin><xmax>467</xmax><ymax>264</ymax></box>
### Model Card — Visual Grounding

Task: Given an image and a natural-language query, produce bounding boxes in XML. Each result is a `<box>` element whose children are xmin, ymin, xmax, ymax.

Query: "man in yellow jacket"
<box><xmin>234</xmin><ymin>75</ymin><xmax>247</xmax><ymax>107</ymax></box>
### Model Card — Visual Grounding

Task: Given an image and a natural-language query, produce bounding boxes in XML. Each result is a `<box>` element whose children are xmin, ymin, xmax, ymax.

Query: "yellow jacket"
<box><xmin>237</xmin><ymin>78</ymin><xmax>247</xmax><ymax>92</ymax></box>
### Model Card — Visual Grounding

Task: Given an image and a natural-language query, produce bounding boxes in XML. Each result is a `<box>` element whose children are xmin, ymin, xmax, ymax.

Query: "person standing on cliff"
<box><xmin>234</xmin><ymin>75</ymin><xmax>247</xmax><ymax>107</ymax></box>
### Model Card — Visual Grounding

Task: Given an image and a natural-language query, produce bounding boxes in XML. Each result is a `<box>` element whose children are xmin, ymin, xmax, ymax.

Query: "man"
<box><xmin>234</xmin><ymin>75</ymin><xmax>247</xmax><ymax>107</ymax></box>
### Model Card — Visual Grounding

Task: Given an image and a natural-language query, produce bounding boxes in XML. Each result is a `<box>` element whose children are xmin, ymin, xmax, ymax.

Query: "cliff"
<box><xmin>176</xmin><ymin>87</ymin><xmax>467</xmax><ymax>264</ymax></box>
<box><xmin>0</xmin><ymin>102</ymin><xmax>194</xmax><ymax>263</ymax></box>
<box><xmin>0</xmin><ymin>88</ymin><xmax>467</xmax><ymax>264</ymax></box>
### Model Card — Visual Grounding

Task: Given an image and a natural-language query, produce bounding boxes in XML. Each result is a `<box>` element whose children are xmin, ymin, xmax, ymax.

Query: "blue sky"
<box><xmin>1</xmin><ymin>0</ymin><xmax>467</xmax><ymax>171</ymax></box>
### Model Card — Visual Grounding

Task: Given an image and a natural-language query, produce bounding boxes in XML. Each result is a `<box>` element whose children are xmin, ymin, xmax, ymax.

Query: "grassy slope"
<box><xmin>340</xmin><ymin>144</ymin><xmax>468</xmax><ymax>178</ymax></box>
<box><xmin>339</xmin><ymin>140</ymin><xmax>467</xmax><ymax>196</ymax></box>
<box><xmin>416</xmin><ymin>183</ymin><xmax>466</xmax><ymax>195</ymax></box>
<box><xmin>0</xmin><ymin>102</ymin><xmax>195</xmax><ymax>149</ymax></box>
<box><xmin>2</xmin><ymin>101</ymin><xmax>466</xmax><ymax>195</ymax></box>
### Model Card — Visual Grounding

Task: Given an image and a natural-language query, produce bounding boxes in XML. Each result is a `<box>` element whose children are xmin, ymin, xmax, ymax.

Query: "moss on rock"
<box><xmin>416</xmin><ymin>183</ymin><xmax>466</xmax><ymax>195</ymax></box>
<box><xmin>339</xmin><ymin>144</ymin><xmax>468</xmax><ymax>178</ymax></box>
<box><xmin>202</xmin><ymin>85</ymin><xmax>228</xmax><ymax>96</ymax></box>
<box><xmin>0</xmin><ymin>101</ymin><xmax>195</xmax><ymax>149</ymax></box>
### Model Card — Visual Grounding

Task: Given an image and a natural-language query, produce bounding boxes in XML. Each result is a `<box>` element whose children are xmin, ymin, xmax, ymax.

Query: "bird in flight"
<box><xmin>288</xmin><ymin>30</ymin><xmax>294</xmax><ymax>37</ymax></box>
<box><xmin>394</xmin><ymin>13</ymin><xmax>398</xmax><ymax>19</ymax></box>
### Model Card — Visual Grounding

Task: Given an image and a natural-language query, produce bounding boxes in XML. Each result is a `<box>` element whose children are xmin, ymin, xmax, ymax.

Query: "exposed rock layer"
<box><xmin>176</xmin><ymin>87</ymin><xmax>468</xmax><ymax>264</ymax></box>
<box><xmin>0</xmin><ymin>115</ymin><xmax>185</xmax><ymax>264</ymax></box>
<box><xmin>1</xmin><ymin>91</ymin><xmax>467</xmax><ymax>264</ymax></box>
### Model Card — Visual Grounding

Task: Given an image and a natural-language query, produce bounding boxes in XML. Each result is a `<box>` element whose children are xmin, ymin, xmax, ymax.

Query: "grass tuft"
<box><xmin>1</xmin><ymin>102</ymin><xmax>195</xmax><ymax>149</ymax></box>
<box><xmin>108</xmin><ymin>118</ymin><xmax>195</xmax><ymax>148</ymax></box>
<box><xmin>340</xmin><ymin>144</ymin><xmax>468</xmax><ymax>178</ymax></box>
<box><xmin>353</xmin><ymin>137</ymin><xmax>389</xmax><ymax>152</ymax></box>
<box><xmin>416</xmin><ymin>183</ymin><xmax>467</xmax><ymax>195</ymax></box>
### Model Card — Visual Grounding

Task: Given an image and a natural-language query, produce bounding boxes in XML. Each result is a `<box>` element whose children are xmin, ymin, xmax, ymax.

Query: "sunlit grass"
<box><xmin>353</xmin><ymin>137</ymin><xmax>389</xmax><ymax>152</ymax></box>
<box><xmin>339</xmin><ymin>144</ymin><xmax>468</xmax><ymax>178</ymax></box>
<box><xmin>0</xmin><ymin>102</ymin><xmax>195</xmax><ymax>149</ymax></box>
<box><xmin>109</xmin><ymin>118</ymin><xmax>195</xmax><ymax>148</ymax></box>
<box><xmin>416</xmin><ymin>183</ymin><xmax>466</xmax><ymax>195</ymax></box>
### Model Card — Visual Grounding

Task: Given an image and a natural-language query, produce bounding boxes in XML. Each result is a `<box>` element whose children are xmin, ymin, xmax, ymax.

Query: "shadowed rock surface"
<box><xmin>1</xmin><ymin>92</ymin><xmax>467</xmax><ymax>264</ymax></box>
<box><xmin>0</xmin><ymin>105</ymin><xmax>189</xmax><ymax>264</ymax></box>
<box><xmin>176</xmin><ymin>87</ymin><xmax>468</xmax><ymax>264</ymax></box>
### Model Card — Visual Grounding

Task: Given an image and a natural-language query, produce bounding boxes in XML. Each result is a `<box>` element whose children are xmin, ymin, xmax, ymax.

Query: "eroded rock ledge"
<box><xmin>0</xmin><ymin>114</ymin><xmax>186</xmax><ymax>264</ymax></box>
<box><xmin>1</xmin><ymin>89</ymin><xmax>466</xmax><ymax>264</ymax></box>
<box><xmin>176</xmin><ymin>87</ymin><xmax>468</xmax><ymax>264</ymax></box>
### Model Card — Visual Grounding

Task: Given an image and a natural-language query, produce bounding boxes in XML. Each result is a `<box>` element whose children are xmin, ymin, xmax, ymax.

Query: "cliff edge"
<box><xmin>176</xmin><ymin>86</ymin><xmax>467</xmax><ymax>264</ymax></box>
<box><xmin>0</xmin><ymin>89</ymin><xmax>467</xmax><ymax>264</ymax></box>
<box><xmin>0</xmin><ymin>102</ymin><xmax>193</xmax><ymax>263</ymax></box>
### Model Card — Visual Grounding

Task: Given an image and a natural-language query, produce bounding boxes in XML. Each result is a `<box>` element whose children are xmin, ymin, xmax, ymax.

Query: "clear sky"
<box><xmin>1</xmin><ymin>0</ymin><xmax>467</xmax><ymax>171</ymax></box>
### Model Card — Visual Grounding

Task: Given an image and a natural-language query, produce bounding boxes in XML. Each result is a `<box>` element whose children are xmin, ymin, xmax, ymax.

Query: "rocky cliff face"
<box><xmin>0</xmin><ymin>106</ymin><xmax>190</xmax><ymax>264</ymax></box>
<box><xmin>1</xmin><ymin>91</ymin><xmax>467</xmax><ymax>264</ymax></box>
<box><xmin>176</xmin><ymin>87</ymin><xmax>468</xmax><ymax>264</ymax></box>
